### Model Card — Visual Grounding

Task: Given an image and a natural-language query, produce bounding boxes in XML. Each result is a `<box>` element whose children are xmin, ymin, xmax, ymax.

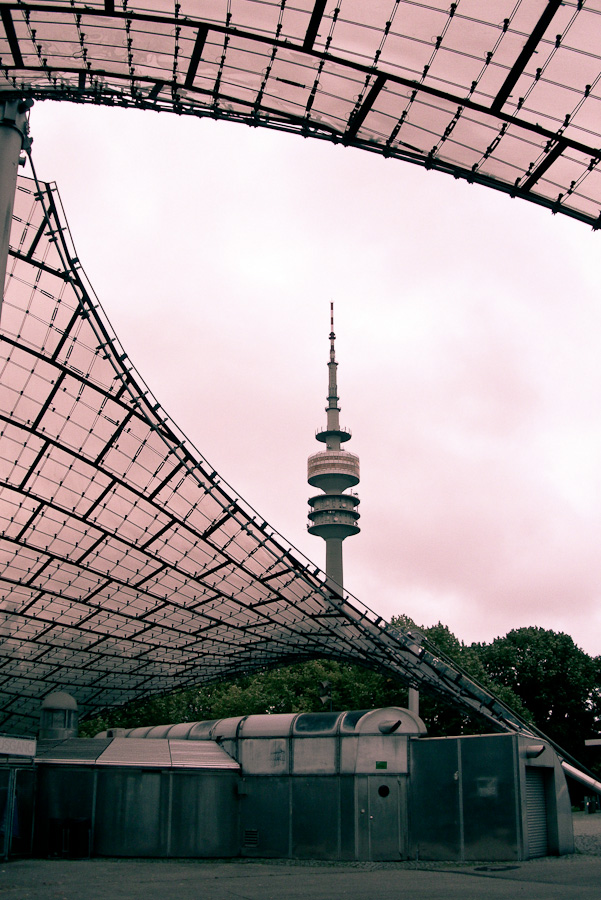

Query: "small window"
<box><xmin>294</xmin><ymin>712</ymin><xmax>339</xmax><ymax>734</ymax></box>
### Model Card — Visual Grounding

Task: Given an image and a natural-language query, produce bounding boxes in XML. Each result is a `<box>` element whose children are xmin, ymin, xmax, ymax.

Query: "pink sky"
<box><xmin>23</xmin><ymin>101</ymin><xmax>601</xmax><ymax>658</ymax></box>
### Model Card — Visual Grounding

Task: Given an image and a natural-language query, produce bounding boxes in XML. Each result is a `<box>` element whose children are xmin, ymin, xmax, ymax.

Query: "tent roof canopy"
<box><xmin>0</xmin><ymin>0</ymin><xmax>600</xmax><ymax>227</ymax></box>
<box><xmin>0</xmin><ymin>173</ymin><xmax>533</xmax><ymax>738</ymax></box>
<box><xmin>0</xmin><ymin>3</ymin><xmax>595</xmax><ymax>750</ymax></box>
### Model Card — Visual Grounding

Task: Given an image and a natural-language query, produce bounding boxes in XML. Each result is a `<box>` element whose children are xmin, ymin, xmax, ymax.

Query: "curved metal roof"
<box><xmin>0</xmin><ymin>1</ymin><xmax>600</xmax><ymax>227</ymax></box>
<box><xmin>0</xmin><ymin>171</ymin><xmax>535</xmax><ymax>736</ymax></box>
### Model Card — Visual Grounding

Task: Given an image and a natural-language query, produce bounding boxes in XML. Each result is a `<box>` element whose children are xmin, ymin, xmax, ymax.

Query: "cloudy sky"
<box><xmin>23</xmin><ymin>100</ymin><xmax>601</xmax><ymax>658</ymax></box>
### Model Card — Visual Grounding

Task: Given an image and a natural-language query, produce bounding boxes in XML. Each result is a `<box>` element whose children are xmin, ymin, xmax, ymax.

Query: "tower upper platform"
<box><xmin>307</xmin><ymin>450</ymin><xmax>360</xmax><ymax>493</ymax></box>
<box><xmin>315</xmin><ymin>426</ymin><xmax>352</xmax><ymax>446</ymax></box>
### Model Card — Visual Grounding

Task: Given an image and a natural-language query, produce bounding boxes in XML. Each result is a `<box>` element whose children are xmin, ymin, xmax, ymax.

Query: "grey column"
<box><xmin>325</xmin><ymin>537</ymin><xmax>343</xmax><ymax>591</ymax></box>
<box><xmin>0</xmin><ymin>99</ymin><xmax>32</xmax><ymax>320</ymax></box>
<box><xmin>408</xmin><ymin>687</ymin><xmax>420</xmax><ymax>716</ymax></box>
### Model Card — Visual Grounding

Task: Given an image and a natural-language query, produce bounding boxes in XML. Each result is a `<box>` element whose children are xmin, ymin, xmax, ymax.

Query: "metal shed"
<box><xmin>29</xmin><ymin>707</ymin><xmax>575</xmax><ymax>862</ymax></box>
<box><xmin>34</xmin><ymin>738</ymin><xmax>240</xmax><ymax>858</ymax></box>
<box><xmin>113</xmin><ymin>708</ymin><xmax>574</xmax><ymax>861</ymax></box>
<box><xmin>409</xmin><ymin>733</ymin><xmax>574</xmax><ymax>861</ymax></box>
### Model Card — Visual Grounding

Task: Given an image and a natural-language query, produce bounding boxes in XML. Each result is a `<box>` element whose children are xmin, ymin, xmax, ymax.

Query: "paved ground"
<box><xmin>573</xmin><ymin>808</ymin><xmax>601</xmax><ymax>855</ymax></box>
<box><xmin>1</xmin><ymin>813</ymin><xmax>599</xmax><ymax>900</ymax></box>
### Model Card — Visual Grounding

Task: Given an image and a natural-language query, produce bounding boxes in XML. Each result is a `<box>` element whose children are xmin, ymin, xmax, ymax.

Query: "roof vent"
<box><xmin>39</xmin><ymin>691</ymin><xmax>79</xmax><ymax>740</ymax></box>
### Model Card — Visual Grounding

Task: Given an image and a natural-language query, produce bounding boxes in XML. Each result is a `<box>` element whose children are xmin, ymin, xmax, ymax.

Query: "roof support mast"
<box><xmin>0</xmin><ymin>99</ymin><xmax>31</xmax><ymax>320</ymax></box>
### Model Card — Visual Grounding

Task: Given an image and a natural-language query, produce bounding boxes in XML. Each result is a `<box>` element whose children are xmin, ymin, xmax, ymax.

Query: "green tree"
<box><xmin>79</xmin><ymin>659</ymin><xmax>409</xmax><ymax>737</ymax></box>
<box><xmin>389</xmin><ymin>616</ymin><xmax>531</xmax><ymax>736</ymax></box>
<box><xmin>80</xmin><ymin>619</ymin><xmax>598</xmax><ymax>767</ymax></box>
<box><xmin>478</xmin><ymin>627</ymin><xmax>601</xmax><ymax>761</ymax></box>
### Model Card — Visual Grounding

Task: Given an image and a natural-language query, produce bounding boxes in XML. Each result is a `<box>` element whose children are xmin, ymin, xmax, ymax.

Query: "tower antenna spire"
<box><xmin>307</xmin><ymin>305</ymin><xmax>360</xmax><ymax>591</ymax></box>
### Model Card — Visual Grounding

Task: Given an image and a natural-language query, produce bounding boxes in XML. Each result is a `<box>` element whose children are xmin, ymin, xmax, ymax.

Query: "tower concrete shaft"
<box><xmin>307</xmin><ymin>304</ymin><xmax>359</xmax><ymax>590</ymax></box>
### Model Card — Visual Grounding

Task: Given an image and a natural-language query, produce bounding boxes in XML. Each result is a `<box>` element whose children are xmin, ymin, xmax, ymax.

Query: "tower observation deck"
<box><xmin>307</xmin><ymin>305</ymin><xmax>360</xmax><ymax>590</ymax></box>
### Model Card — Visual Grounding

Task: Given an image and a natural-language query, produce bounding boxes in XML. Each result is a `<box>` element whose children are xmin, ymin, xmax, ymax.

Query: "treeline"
<box><xmin>80</xmin><ymin>619</ymin><xmax>601</xmax><ymax>773</ymax></box>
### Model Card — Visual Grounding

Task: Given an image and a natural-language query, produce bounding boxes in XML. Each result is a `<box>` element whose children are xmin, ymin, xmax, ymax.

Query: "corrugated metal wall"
<box><xmin>409</xmin><ymin>735</ymin><xmax>520</xmax><ymax>861</ymax></box>
<box><xmin>239</xmin><ymin>774</ymin><xmax>407</xmax><ymax>861</ymax></box>
<box><xmin>525</xmin><ymin>767</ymin><xmax>549</xmax><ymax>858</ymax></box>
<box><xmin>35</xmin><ymin>767</ymin><xmax>239</xmax><ymax>858</ymax></box>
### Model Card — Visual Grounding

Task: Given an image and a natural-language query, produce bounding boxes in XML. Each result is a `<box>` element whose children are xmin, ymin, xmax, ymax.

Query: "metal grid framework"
<box><xmin>0</xmin><ymin>174</ymin><xmax>537</xmax><ymax>735</ymax></box>
<box><xmin>0</xmin><ymin>1</ymin><xmax>601</xmax><ymax>227</ymax></box>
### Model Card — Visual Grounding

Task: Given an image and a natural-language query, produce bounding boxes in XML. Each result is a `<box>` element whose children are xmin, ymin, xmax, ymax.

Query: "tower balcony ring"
<box><xmin>315</xmin><ymin>427</ymin><xmax>352</xmax><ymax>444</ymax></box>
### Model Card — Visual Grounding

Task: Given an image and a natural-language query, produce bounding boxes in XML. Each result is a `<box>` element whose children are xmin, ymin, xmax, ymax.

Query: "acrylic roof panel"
<box><xmin>35</xmin><ymin>737</ymin><xmax>113</xmax><ymax>763</ymax></box>
<box><xmin>167</xmin><ymin>738</ymin><xmax>240</xmax><ymax>769</ymax></box>
<box><xmin>0</xmin><ymin>1</ymin><xmax>600</xmax><ymax>227</ymax></box>
<box><xmin>35</xmin><ymin>736</ymin><xmax>240</xmax><ymax>767</ymax></box>
<box><xmin>0</xmin><ymin>174</ymin><xmax>537</xmax><ymax>738</ymax></box>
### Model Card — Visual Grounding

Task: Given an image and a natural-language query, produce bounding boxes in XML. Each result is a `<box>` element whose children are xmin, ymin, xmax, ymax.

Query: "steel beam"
<box><xmin>492</xmin><ymin>0</ymin><xmax>563</xmax><ymax>113</ymax></box>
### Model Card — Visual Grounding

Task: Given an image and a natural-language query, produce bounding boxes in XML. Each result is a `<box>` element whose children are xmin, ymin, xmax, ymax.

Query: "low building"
<box><xmin>25</xmin><ymin>706</ymin><xmax>574</xmax><ymax>861</ymax></box>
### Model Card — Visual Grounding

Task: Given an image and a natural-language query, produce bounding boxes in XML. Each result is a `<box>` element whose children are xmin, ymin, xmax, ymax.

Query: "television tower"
<box><xmin>307</xmin><ymin>304</ymin><xmax>360</xmax><ymax>589</ymax></box>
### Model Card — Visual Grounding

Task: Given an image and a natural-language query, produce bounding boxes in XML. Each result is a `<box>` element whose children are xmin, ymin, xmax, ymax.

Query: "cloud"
<box><xmin>27</xmin><ymin>101</ymin><xmax>601</xmax><ymax>658</ymax></box>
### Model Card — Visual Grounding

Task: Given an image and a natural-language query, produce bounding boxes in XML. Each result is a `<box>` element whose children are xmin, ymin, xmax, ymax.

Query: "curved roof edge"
<box><xmin>1</xmin><ymin>1</ymin><xmax>600</xmax><ymax>228</ymax></box>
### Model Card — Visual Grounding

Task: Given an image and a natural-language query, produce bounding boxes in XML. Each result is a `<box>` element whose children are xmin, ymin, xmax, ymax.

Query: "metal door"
<box><xmin>356</xmin><ymin>776</ymin><xmax>406</xmax><ymax>860</ymax></box>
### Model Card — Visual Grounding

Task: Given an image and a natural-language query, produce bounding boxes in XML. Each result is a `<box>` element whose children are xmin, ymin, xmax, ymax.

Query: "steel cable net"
<box><xmin>0</xmin><ymin>1</ymin><xmax>601</xmax><ymax>227</ymax></box>
<box><xmin>0</xmin><ymin>174</ymin><xmax>535</xmax><ymax>736</ymax></box>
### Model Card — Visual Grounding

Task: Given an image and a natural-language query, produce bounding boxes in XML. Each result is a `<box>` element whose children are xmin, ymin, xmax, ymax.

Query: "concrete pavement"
<box><xmin>1</xmin><ymin>855</ymin><xmax>600</xmax><ymax>900</ymax></box>
<box><xmin>1</xmin><ymin>812</ymin><xmax>599</xmax><ymax>900</ymax></box>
